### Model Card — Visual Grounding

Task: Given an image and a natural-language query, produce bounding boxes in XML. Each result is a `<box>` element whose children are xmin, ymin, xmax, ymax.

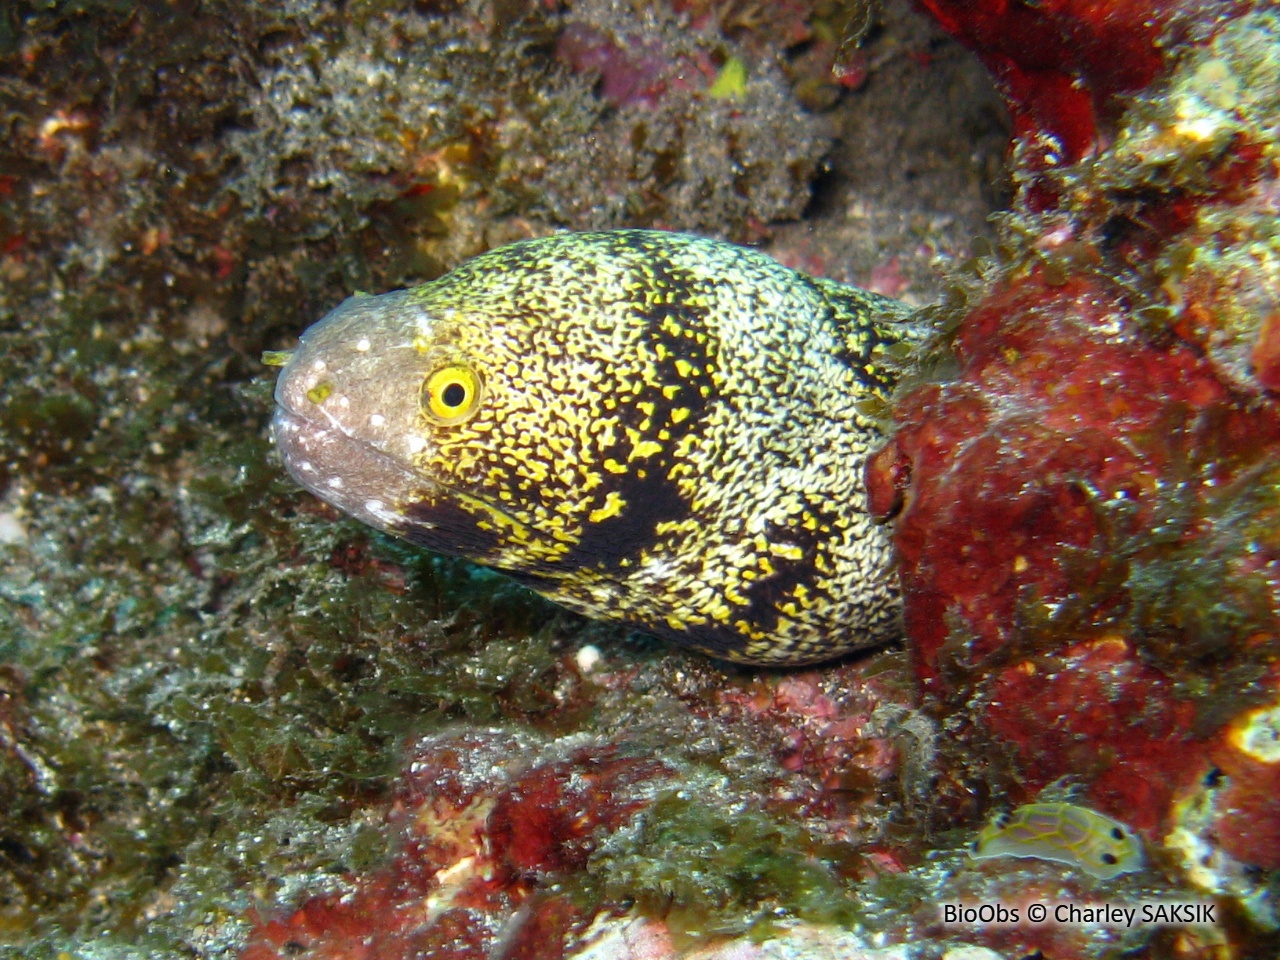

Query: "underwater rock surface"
<box><xmin>3</xmin><ymin>0</ymin><xmax>1279</xmax><ymax>958</ymax></box>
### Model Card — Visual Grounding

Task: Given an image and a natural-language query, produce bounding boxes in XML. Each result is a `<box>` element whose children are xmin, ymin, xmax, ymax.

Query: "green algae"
<box><xmin>708</xmin><ymin>57</ymin><xmax>748</xmax><ymax>101</ymax></box>
<box><xmin>0</xmin><ymin>451</ymin><xmax>572</xmax><ymax>950</ymax></box>
<box><xmin>0</xmin><ymin>270</ymin><xmax>574</xmax><ymax>946</ymax></box>
<box><xmin>588</xmin><ymin>785</ymin><xmax>862</xmax><ymax>941</ymax></box>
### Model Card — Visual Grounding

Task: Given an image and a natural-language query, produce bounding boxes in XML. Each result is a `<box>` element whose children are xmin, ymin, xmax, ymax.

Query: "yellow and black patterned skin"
<box><xmin>272</xmin><ymin>230</ymin><xmax>922</xmax><ymax>664</ymax></box>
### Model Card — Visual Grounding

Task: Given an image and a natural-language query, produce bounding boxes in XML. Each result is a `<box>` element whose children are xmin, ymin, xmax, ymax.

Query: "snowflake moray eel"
<box><xmin>271</xmin><ymin>229</ymin><xmax>925</xmax><ymax>664</ymax></box>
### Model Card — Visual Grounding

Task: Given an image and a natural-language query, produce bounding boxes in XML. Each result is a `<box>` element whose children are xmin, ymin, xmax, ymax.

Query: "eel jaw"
<box><xmin>271</xmin><ymin>405</ymin><xmax>440</xmax><ymax>538</ymax></box>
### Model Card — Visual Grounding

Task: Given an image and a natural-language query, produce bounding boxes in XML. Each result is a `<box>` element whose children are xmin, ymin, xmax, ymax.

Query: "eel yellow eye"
<box><xmin>423</xmin><ymin>363</ymin><xmax>483</xmax><ymax>424</ymax></box>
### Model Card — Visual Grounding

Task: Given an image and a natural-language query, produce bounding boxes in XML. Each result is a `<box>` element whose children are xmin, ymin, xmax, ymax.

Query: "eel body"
<box><xmin>271</xmin><ymin>230</ymin><xmax>923</xmax><ymax>664</ymax></box>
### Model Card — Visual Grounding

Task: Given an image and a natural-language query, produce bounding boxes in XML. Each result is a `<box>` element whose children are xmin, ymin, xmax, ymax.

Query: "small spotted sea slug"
<box><xmin>970</xmin><ymin>802</ymin><xmax>1145</xmax><ymax>880</ymax></box>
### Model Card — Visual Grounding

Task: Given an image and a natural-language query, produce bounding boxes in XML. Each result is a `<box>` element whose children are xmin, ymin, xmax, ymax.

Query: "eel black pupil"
<box><xmin>441</xmin><ymin>382</ymin><xmax>466</xmax><ymax>407</ymax></box>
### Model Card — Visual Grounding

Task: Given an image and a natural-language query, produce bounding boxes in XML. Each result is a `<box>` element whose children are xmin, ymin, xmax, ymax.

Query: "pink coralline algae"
<box><xmin>555</xmin><ymin>22</ymin><xmax>713</xmax><ymax>108</ymax></box>
<box><xmin>707</xmin><ymin>668</ymin><xmax>906</xmax><ymax>823</ymax></box>
<box><xmin>868</xmin><ymin>0</ymin><xmax>1280</xmax><ymax>940</ymax></box>
<box><xmin>240</xmin><ymin>730</ymin><xmax>678</xmax><ymax>960</ymax></box>
<box><xmin>236</xmin><ymin>656</ymin><xmax>920</xmax><ymax>960</ymax></box>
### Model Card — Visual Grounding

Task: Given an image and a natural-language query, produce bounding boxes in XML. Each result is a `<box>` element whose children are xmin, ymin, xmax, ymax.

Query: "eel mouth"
<box><xmin>271</xmin><ymin>405</ymin><xmax>442</xmax><ymax>538</ymax></box>
<box><xmin>272</xmin><ymin>406</ymin><xmax>540</xmax><ymax>558</ymax></box>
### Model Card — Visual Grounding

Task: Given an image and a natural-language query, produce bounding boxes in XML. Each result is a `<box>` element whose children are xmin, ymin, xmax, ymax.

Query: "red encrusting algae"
<box><xmin>241</xmin><ymin>731</ymin><xmax>679</xmax><ymax>960</ymax></box>
<box><xmin>871</xmin><ymin>1</ymin><xmax>1280</xmax><ymax>937</ymax></box>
